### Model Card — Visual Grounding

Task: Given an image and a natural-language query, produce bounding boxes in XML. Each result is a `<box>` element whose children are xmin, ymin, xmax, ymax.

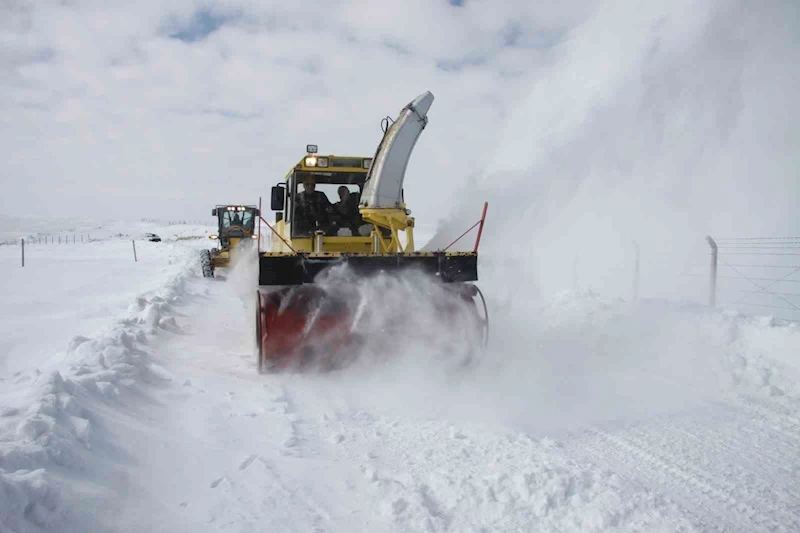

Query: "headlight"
<box><xmin>363</xmin><ymin>158</ymin><xmax>372</xmax><ymax>169</ymax></box>
<box><xmin>305</xmin><ymin>156</ymin><xmax>317</xmax><ymax>167</ymax></box>
<box><xmin>306</xmin><ymin>144</ymin><xmax>318</xmax><ymax>154</ymax></box>
<box><xmin>317</xmin><ymin>157</ymin><xmax>328</xmax><ymax>167</ymax></box>
<box><xmin>251</xmin><ymin>234</ymin><xmax>258</xmax><ymax>239</ymax></box>
<box><xmin>209</xmin><ymin>234</ymin><xmax>218</xmax><ymax>239</ymax></box>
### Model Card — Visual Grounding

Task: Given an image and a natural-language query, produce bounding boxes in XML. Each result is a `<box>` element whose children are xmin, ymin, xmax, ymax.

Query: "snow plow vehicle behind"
<box><xmin>201</xmin><ymin>205</ymin><xmax>259</xmax><ymax>278</ymax></box>
<box><xmin>255</xmin><ymin>91</ymin><xmax>488</xmax><ymax>372</ymax></box>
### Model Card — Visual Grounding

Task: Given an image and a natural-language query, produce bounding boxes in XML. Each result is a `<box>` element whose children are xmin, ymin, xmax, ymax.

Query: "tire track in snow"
<box><xmin>146</xmin><ymin>274</ymin><xmax>399</xmax><ymax>533</ymax></box>
<box><xmin>300</xmin><ymin>404</ymin><xmax>698</xmax><ymax>532</ymax></box>
<box><xmin>156</xmin><ymin>380</ymin><xmax>340</xmax><ymax>533</ymax></box>
<box><xmin>563</xmin><ymin>398</ymin><xmax>800</xmax><ymax>533</ymax></box>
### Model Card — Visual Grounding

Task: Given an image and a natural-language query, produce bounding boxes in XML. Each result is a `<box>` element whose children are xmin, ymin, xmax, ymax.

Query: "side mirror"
<box><xmin>211</xmin><ymin>208</ymin><xmax>217</xmax><ymax>216</ymax></box>
<box><xmin>270</xmin><ymin>186</ymin><xmax>285</xmax><ymax>211</ymax></box>
<box><xmin>254</xmin><ymin>208</ymin><xmax>260</xmax><ymax>217</ymax></box>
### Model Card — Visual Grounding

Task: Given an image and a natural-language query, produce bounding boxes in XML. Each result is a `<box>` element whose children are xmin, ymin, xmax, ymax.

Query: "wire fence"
<box><xmin>0</xmin><ymin>234</ymin><xmax>94</xmax><ymax>246</ymax></box>
<box><xmin>140</xmin><ymin>218</ymin><xmax>206</xmax><ymax>225</ymax></box>
<box><xmin>5</xmin><ymin>224</ymin><xmax>799</xmax><ymax>325</ymax></box>
<box><xmin>1</xmin><ymin>219</ymin><xmax>213</xmax><ymax>247</ymax></box>
<box><xmin>572</xmin><ymin>234</ymin><xmax>800</xmax><ymax>325</ymax></box>
<box><xmin>709</xmin><ymin>237</ymin><xmax>800</xmax><ymax>323</ymax></box>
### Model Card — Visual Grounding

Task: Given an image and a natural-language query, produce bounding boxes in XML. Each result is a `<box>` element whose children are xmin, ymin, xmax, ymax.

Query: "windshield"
<box><xmin>220</xmin><ymin>208</ymin><xmax>256</xmax><ymax>230</ymax></box>
<box><xmin>294</xmin><ymin>171</ymin><xmax>363</xmax><ymax>200</ymax></box>
<box><xmin>297</xmin><ymin>182</ymin><xmax>360</xmax><ymax>202</ymax></box>
<box><xmin>291</xmin><ymin>171</ymin><xmax>365</xmax><ymax>237</ymax></box>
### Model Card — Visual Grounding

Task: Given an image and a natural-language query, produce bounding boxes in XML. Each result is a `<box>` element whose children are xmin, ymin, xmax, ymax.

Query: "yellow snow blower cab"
<box><xmin>201</xmin><ymin>204</ymin><xmax>259</xmax><ymax>278</ymax></box>
<box><xmin>255</xmin><ymin>91</ymin><xmax>489</xmax><ymax>372</ymax></box>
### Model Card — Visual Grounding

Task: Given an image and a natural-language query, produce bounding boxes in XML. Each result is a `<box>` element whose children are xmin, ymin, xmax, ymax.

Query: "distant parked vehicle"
<box><xmin>145</xmin><ymin>233</ymin><xmax>162</xmax><ymax>242</ymax></box>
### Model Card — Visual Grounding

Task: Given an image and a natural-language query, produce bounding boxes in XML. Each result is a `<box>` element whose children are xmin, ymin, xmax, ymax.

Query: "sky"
<box><xmin>1</xmin><ymin>0</ymin><xmax>591</xmax><ymax>223</ymax></box>
<box><xmin>2</xmin><ymin>0</ymin><xmax>798</xmax><ymax>304</ymax></box>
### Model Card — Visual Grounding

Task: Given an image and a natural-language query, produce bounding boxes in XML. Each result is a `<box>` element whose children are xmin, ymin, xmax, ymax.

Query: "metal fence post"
<box><xmin>706</xmin><ymin>236</ymin><xmax>718</xmax><ymax>307</ymax></box>
<box><xmin>21</xmin><ymin>238</ymin><xmax>24</xmax><ymax>267</ymax></box>
<box><xmin>132</xmin><ymin>239</ymin><xmax>137</xmax><ymax>262</ymax></box>
<box><xmin>633</xmin><ymin>241</ymin><xmax>640</xmax><ymax>302</ymax></box>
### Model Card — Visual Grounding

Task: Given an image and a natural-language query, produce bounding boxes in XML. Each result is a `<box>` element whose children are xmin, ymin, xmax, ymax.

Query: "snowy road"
<box><xmin>2</xmin><ymin>235</ymin><xmax>799</xmax><ymax>532</ymax></box>
<box><xmin>564</xmin><ymin>399</ymin><xmax>800</xmax><ymax>532</ymax></box>
<box><xmin>125</xmin><ymin>270</ymin><xmax>699</xmax><ymax>533</ymax></box>
<box><xmin>113</xmin><ymin>250</ymin><xmax>800</xmax><ymax>532</ymax></box>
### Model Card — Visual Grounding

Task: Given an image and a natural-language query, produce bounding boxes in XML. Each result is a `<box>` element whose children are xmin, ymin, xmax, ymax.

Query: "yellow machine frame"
<box><xmin>265</xmin><ymin>153</ymin><xmax>416</xmax><ymax>256</ymax></box>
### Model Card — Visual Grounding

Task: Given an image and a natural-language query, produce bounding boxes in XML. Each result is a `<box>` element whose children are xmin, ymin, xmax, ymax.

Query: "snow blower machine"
<box><xmin>255</xmin><ymin>91</ymin><xmax>489</xmax><ymax>372</ymax></box>
<box><xmin>201</xmin><ymin>204</ymin><xmax>260</xmax><ymax>278</ymax></box>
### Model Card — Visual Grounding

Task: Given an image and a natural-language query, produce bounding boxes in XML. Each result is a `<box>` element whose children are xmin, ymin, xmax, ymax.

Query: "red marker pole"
<box><xmin>473</xmin><ymin>202</ymin><xmax>488</xmax><ymax>253</ymax></box>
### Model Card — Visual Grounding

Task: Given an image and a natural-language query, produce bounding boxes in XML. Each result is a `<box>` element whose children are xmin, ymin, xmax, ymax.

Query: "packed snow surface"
<box><xmin>1</xmin><ymin>220</ymin><xmax>798</xmax><ymax>532</ymax></box>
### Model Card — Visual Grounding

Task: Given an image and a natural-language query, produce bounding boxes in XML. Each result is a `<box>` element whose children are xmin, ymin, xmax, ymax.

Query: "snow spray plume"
<box><xmin>319</xmin><ymin>290</ymin><xmax>738</xmax><ymax>439</ymax></box>
<box><xmin>226</xmin><ymin>240</ymin><xmax>259</xmax><ymax>303</ymax></box>
<box><xmin>429</xmin><ymin>0</ymin><xmax>800</xmax><ymax>305</ymax></box>
<box><xmin>318</xmin><ymin>1</ymin><xmax>800</xmax><ymax>433</ymax></box>
<box><xmin>225</xmin><ymin>240</ymin><xmax>260</xmax><ymax>351</ymax></box>
<box><xmin>310</xmin><ymin>264</ymin><xmax>484</xmax><ymax>374</ymax></box>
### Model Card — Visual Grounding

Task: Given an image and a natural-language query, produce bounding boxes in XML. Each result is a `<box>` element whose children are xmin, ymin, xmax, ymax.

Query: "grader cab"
<box><xmin>200</xmin><ymin>204</ymin><xmax>259</xmax><ymax>278</ymax></box>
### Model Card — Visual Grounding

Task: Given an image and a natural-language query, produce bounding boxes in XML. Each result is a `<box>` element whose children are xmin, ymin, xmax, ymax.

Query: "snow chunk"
<box><xmin>67</xmin><ymin>335</ymin><xmax>91</xmax><ymax>352</ymax></box>
<box><xmin>147</xmin><ymin>363</ymin><xmax>174</xmax><ymax>382</ymax></box>
<box><xmin>158</xmin><ymin>316</ymin><xmax>179</xmax><ymax>331</ymax></box>
<box><xmin>0</xmin><ymin>469</ymin><xmax>61</xmax><ymax>528</ymax></box>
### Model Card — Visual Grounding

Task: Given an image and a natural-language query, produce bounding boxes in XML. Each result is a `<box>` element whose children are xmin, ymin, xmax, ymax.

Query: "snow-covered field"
<box><xmin>1</xmin><ymin>219</ymin><xmax>798</xmax><ymax>533</ymax></box>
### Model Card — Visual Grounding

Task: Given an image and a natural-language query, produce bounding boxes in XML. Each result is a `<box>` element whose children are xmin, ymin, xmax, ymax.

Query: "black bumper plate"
<box><xmin>258</xmin><ymin>253</ymin><xmax>478</xmax><ymax>285</ymax></box>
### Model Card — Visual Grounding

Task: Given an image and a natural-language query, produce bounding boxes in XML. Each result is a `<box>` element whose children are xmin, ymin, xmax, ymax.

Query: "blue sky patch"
<box><xmin>382</xmin><ymin>38</ymin><xmax>413</xmax><ymax>56</ymax></box>
<box><xmin>168</xmin><ymin>9</ymin><xmax>235</xmax><ymax>43</ymax></box>
<box><xmin>436</xmin><ymin>55</ymin><xmax>486</xmax><ymax>72</ymax></box>
<box><xmin>503</xmin><ymin>23</ymin><xmax>522</xmax><ymax>47</ymax></box>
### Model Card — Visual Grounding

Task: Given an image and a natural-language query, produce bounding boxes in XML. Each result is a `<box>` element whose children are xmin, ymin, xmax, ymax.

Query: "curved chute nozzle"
<box><xmin>359</xmin><ymin>91</ymin><xmax>434</xmax><ymax>209</ymax></box>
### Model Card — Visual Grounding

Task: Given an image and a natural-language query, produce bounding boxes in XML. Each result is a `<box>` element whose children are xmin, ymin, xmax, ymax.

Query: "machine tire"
<box><xmin>256</xmin><ymin>291</ymin><xmax>264</xmax><ymax>373</ymax></box>
<box><xmin>200</xmin><ymin>249</ymin><xmax>214</xmax><ymax>278</ymax></box>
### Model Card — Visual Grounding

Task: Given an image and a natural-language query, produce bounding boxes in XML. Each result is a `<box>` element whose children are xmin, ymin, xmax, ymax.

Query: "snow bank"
<box><xmin>0</xmin><ymin>468</ymin><xmax>61</xmax><ymax>529</ymax></box>
<box><xmin>0</xmin><ymin>242</ymin><xmax>200</xmax><ymax>531</ymax></box>
<box><xmin>706</xmin><ymin>311</ymin><xmax>800</xmax><ymax>399</ymax></box>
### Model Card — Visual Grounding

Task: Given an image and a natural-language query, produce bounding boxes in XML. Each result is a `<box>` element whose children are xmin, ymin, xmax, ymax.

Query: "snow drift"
<box><xmin>0</xmin><ymin>235</ymin><xmax>201</xmax><ymax>532</ymax></box>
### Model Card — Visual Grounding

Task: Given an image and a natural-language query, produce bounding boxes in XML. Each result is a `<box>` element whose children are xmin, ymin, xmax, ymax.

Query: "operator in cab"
<box><xmin>295</xmin><ymin>175</ymin><xmax>332</xmax><ymax>234</ymax></box>
<box><xmin>331</xmin><ymin>186</ymin><xmax>361</xmax><ymax>234</ymax></box>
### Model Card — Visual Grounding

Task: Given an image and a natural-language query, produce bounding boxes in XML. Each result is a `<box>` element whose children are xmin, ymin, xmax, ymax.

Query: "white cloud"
<box><xmin>2</xmin><ymin>0</ymin><xmax>575</xmax><ymax>222</ymax></box>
